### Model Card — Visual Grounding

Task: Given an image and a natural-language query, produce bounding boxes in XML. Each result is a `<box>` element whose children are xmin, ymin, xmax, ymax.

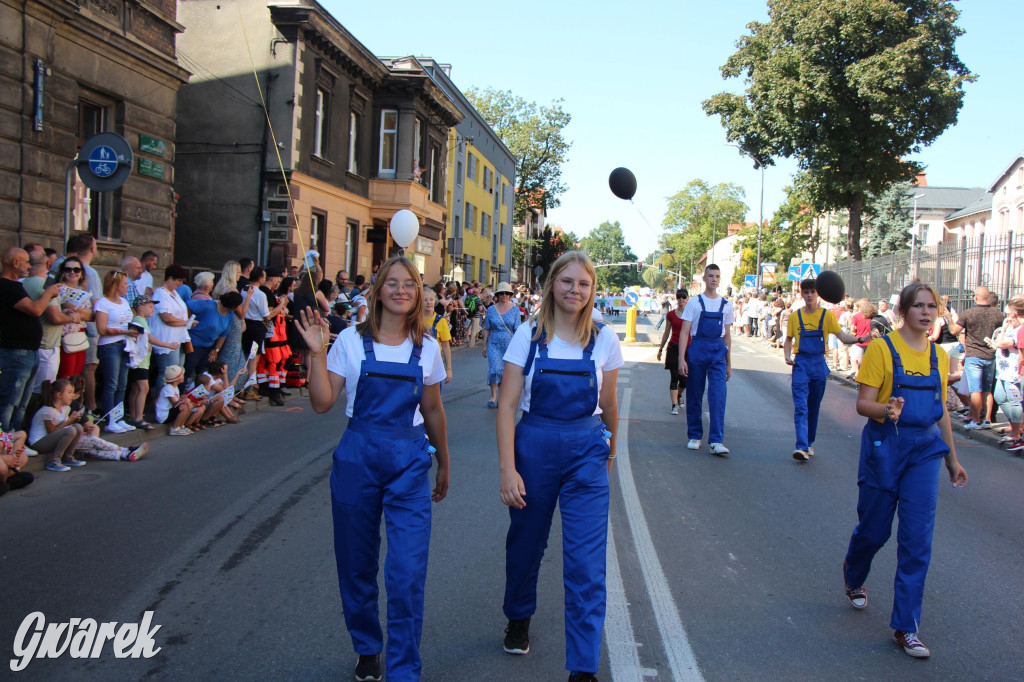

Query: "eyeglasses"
<box><xmin>382</xmin><ymin>279</ymin><xmax>419</xmax><ymax>291</ymax></box>
<box><xmin>63</xmin><ymin>267</ymin><xmax>82</xmax><ymax>273</ymax></box>
<box><xmin>556</xmin><ymin>278</ymin><xmax>592</xmax><ymax>293</ymax></box>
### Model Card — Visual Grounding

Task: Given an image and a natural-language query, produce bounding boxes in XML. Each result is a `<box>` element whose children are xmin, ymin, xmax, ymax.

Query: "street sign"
<box><xmin>761</xmin><ymin>262</ymin><xmax>777</xmax><ymax>285</ymax></box>
<box><xmin>788</xmin><ymin>266</ymin><xmax>802</xmax><ymax>282</ymax></box>
<box><xmin>801</xmin><ymin>263</ymin><xmax>822</xmax><ymax>280</ymax></box>
<box><xmin>76</xmin><ymin>132</ymin><xmax>132</xmax><ymax>192</ymax></box>
<box><xmin>625</xmin><ymin>291</ymin><xmax>639</xmax><ymax>306</ymax></box>
<box><xmin>744</xmin><ymin>275</ymin><xmax>757</xmax><ymax>288</ymax></box>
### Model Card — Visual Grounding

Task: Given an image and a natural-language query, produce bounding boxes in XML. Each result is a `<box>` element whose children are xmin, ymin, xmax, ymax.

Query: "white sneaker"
<box><xmin>980</xmin><ymin>420</ymin><xmax>992</xmax><ymax>429</ymax></box>
<box><xmin>23</xmin><ymin>446</ymin><xmax>38</xmax><ymax>457</ymax></box>
<box><xmin>670</xmin><ymin>405</ymin><xmax>679</xmax><ymax>415</ymax></box>
<box><xmin>115</xmin><ymin>420</ymin><xmax>136</xmax><ymax>431</ymax></box>
<box><xmin>169</xmin><ymin>426</ymin><xmax>192</xmax><ymax>436</ymax></box>
<box><xmin>963</xmin><ymin>421</ymin><xmax>983</xmax><ymax>430</ymax></box>
<box><xmin>709</xmin><ymin>443</ymin><xmax>730</xmax><ymax>456</ymax></box>
<box><xmin>105</xmin><ymin>422</ymin><xmax>128</xmax><ymax>434</ymax></box>
<box><xmin>686</xmin><ymin>439</ymin><xmax>700</xmax><ymax>450</ymax></box>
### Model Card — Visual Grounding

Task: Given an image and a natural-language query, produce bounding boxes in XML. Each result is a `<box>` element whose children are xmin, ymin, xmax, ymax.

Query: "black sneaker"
<box><xmin>503</xmin><ymin>617</ymin><xmax>530</xmax><ymax>654</ymax></box>
<box><xmin>569</xmin><ymin>673</ymin><xmax>598</xmax><ymax>682</ymax></box>
<box><xmin>354</xmin><ymin>653</ymin><xmax>381</xmax><ymax>681</ymax></box>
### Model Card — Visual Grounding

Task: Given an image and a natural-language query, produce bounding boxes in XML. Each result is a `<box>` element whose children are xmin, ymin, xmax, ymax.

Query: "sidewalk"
<box><xmin>730</xmin><ymin>333</ymin><xmax>1015</xmax><ymax>453</ymax></box>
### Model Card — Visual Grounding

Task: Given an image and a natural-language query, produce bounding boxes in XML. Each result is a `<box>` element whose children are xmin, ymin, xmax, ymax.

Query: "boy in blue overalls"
<box><xmin>784</xmin><ymin>279</ymin><xmax>867</xmax><ymax>461</ymax></box>
<box><xmin>678</xmin><ymin>264</ymin><xmax>734</xmax><ymax>455</ymax></box>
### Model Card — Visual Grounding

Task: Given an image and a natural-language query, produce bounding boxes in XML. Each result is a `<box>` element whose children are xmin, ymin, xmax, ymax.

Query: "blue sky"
<box><xmin>322</xmin><ymin>0</ymin><xmax>1023</xmax><ymax>259</ymax></box>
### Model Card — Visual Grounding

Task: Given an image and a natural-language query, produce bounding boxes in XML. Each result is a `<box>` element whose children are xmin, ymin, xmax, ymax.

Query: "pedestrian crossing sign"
<box><xmin>801</xmin><ymin>264</ymin><xmax>822</xmax><ymax>280</ymax></box>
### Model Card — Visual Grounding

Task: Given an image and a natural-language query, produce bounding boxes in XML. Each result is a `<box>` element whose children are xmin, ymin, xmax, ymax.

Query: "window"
<box><xmin>453</xmin><ymin>214</ymin><xmax>460</xmax><ymax>236</ymax></box>
<box><xmin>1018</xmin><ymin>205</ymin><xmax>1023</xmax><ymax>232</ymax></box>
<box><xmin>456</xmin><ymin>160</ymin><xmax>463</xmax><ymax>186</ymax></box>
<box><xmin>348</xmin><ymin>111</ymin><xmax>360</xmax><ymax>174</ymax></box>
<box><xmin>481</xmin><ymin>212</ymin><xmax>490</xmax><ymax>238</ymax></box>
<box><xmin>314</xmin><ymin>89</ymin><xmax>329</xmax><ymax>158</ymax></box>
<box><xmin>918</xmin><ymin>223</ymin><xmax>929</xmax><ymax>244</ymax></box>
<box><xmin>483</xmin><ymin>167</ymin><xmax>492</xmax><ymax>192</ymax></box>
<box><xmin>413</xmin><ymin>117</ymin><xmax>421</xmax><ymax>175</ymax></box>
<box><xmin>466</xmin><ymin>153</ymin><xmax>477</xmax><ymax>183</ymax></box>
<box><xmin>76</xmin><ymin>99</ymin><xmax>116</xmax><ymax>241</ymax></box>
<box><xmin>311</xmin><ymin>211</ymin><xmax>327</xmax><ymax>257</ymax></box>
<box><xmin>499</xmin><ymin>223</ymin><xmax>505</xmax><ymax>244</ymax></box>
<box><xmin>428</xmin><ymin>146</ymin><xmax>439</xmax><ymax>200</ymax></box>
<box><xmin>479</xmin><ymin>259</ymin><xmax>488</xmax><ymax>282</ymax></box>
<box><xmin>346</xmin><ymin>221</ymin><xmax>359</xmax><ymax>274</ymax></box>
<box><xmin>465</xmin><ymin>203</ymin><xmax>476</xmax><ymax>232</ymax></box>
<box><xmin>379</xmin><ymin>109</ymin><xmax>398</xmax><ymax>175</ymax></box>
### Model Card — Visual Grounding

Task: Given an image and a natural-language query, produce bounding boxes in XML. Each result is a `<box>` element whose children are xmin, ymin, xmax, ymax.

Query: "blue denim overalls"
<box><xmin>792</xmin><ymin>308</ymin><xmax>830</xmax><ymax>452</ymax></box>
<box><xmin>685</xmin><ymin>295</ymin><xmax>728</xmax><ymax>443</ymax></box>
<box><xmin>331</xmin><ymin>335</ymin><xmax>434</xmax><ymax>681</ymax></box>
<box><xmin>504</xmin><ymin>325</ymin><xmax>610</xmax><ymax>674</ymax></box>
<box><xmin>845</xmin><ymin>336</ymin><xmax>949</xmax><ymax>633</ymax></box>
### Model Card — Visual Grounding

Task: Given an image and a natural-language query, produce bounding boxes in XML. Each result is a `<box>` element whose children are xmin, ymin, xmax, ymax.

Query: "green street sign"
<box><xmin>138</xmin><ymin>158</ymin><xmax>164</xmax><ymax>179</ymax></box>
<box><xmin>139</xmin><ymin>134</ymin><xmax>166</xmax><ymax>157</ymax></box>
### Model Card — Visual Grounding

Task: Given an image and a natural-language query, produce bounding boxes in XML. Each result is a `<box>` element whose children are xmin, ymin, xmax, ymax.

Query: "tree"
<box><xmin>465</xmin><ymin>87</ymin><xmax>572</xmax><ymax>225</ymax></box>
<box><xmin>578</xmin><ymin>221</ymin><xmax>643</xmax><ymax>291</ymax></box>
<box><xmin>641</xmin><ymin>267</ymin><xmax>673</xmax><ymax>291</ymax></box>
<box><xmin>535</xmin><ymin>227</ymin><xmax>576</xmax><ymax>282</ymax></box>
<box><xmin>657</xmin><ymin>180</ymin><xmax>748</xmax><ymax>285</ymax></box>
<box><xmin>511</xmin><ymin>230</ymin><xmax>537</xmax><ymax>271</ymax></box>
<box><xmin>703</xmin><ymin>0</ymin><xmax>975</xmax><ymax>260</ymax></box>
<box><xmin>863</xmin><ymin>183</ymin><xmax>913</xmax><ymax>258</ymax></box>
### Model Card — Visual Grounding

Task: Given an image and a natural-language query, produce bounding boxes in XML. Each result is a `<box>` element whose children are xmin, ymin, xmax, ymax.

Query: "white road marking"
<box><xmin>614</xmin><ymin>387</ymin><xmax>704</xmax><ymax>681</ymax></box>
<box><xmin>605</xmin><ymin>521</ymin><xmax>643</xmax><ymax>681</ymax></box>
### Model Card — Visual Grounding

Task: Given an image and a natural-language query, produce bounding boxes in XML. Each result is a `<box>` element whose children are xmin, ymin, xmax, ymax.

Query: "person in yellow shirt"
<box><xmin>424</xmin><ymin>287</ymin><xmax>453</xmax><ymax>385</ymax></box>
<box><xmin>843</xmin><ymin>281</ymin><xmax>967</xmax><ymax>659</ymax></box>
<box><xmin>784</xmin><ymin>279</ymin><xmax>867</xmax><ymax>460</ymax></box>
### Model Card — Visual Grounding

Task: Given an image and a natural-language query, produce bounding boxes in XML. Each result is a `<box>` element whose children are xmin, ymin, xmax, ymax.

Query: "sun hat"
<box><xmin>164</xmin><ymin>365</ymin><xmax>185</xmax><ymax>383</ymax></box>
<box><xmin>495</xmin><ymin>282</ymin><xmax>513</xmax><ymax>294</ymax></box>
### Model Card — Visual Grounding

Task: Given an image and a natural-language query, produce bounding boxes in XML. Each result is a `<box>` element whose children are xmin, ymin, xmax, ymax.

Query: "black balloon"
<box><xmin>815</xmin><ymin>270</ymin><xmax>845</xmax><ymax>304</ymax></box>
<box><xmin>609</xmin><ymin>167</ymin><xmax>637</xmax><ymax>200</ymax></box>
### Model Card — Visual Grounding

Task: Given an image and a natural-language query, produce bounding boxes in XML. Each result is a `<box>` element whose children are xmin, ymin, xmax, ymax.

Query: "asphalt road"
<box><xmin>2</xmin><ymin>314</ymin><xmax>1022</xmax><ymax>681</ymax></box>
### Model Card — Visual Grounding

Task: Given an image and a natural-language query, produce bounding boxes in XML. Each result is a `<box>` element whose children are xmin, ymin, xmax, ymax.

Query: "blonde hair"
<box><xmin>531</xmin><ymin>251</ymin><xmax>598</xmax><ymax>347</ymax></box>
<box><xmin>213</xmin><ymin>261</ymin><xmax>240</xmax><ymax>297</ymax></box>
<box><xmin>102</xmin><ymin>270</ymin><xmax>127</xmax><ymax>298</ymax></box>
<box><xmin>355</xmin><ymin>256</ymin><xmax>428</xmax><ymax>345</ymax></box>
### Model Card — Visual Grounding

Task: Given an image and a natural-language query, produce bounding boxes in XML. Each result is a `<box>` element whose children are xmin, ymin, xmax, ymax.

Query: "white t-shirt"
<box><xmin>94</xmin><ymin>297</ymin><xmax>133</xmax><ymax>345</ymax></box>
<box><xmin>682</xmin><ymin>294</ymin><xmax>735</xmax><ymax>337</ymax></box>
<box><xmin>137</xmin><ymin>271</ymin><xmax>154</xmax><ymax>295</ymax></box>
<box><xmin>150</xmin><ymin>287</ymin><xmax>189</xmax><ymax>353</ymax></box>
<box><xmin>156</xmin><ymin>384</ymin><xmax>180</xmax><ymax>424</ymax></box>
<box><xmin>243</xmin><ymin>287</ymin><xmax>270</xmax><ymax>321</ymax></box>
<box><xmin>590</xmin><ymin>306</ymin><xmax>603</xmax><ymax>321</ymax></box>
<box><xmin>326</xmin><ymin>326</ymin><xmax>446</xmax><ymax>425</ymax></box>
<box><xmin>503</xmin><ymin>323</ymin><xmax>623</xmax><ymax>415</ymax></box>
<box><xmin>746</xmin><ymin>299</ymin><xmax>761</xmax><ymax>318</ymax></box>
<box><xmin>29</xmin><ymin>405</ymin><xmax>69</xmax><ymax>446</ymax></box>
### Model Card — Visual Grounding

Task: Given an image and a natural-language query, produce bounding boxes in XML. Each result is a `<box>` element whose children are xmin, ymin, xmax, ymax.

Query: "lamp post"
<box><xmin>912</xmin><ymin>192</ymin><xmax>926</xmax><ymax>278</ymax></box>
<box><xmin>727</xmin><ymin>143</ymin><xmax>765</xmax><ymax>291</ymax></box>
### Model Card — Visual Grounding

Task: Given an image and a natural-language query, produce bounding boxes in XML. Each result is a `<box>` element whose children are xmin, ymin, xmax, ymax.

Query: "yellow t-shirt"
<box><xmin>787</xmin><ymin>307</ymin><xmax>842</xmax><ymax>354</ymax></box>
<box><xmin>858</xmin><ymin>332</ymin><xmax>949</xmax><ymax>422</ymax></box>
<box><xmin>425</xmin><ymin>313</ymin><xmax>452</xmax><ymax>343</ymax></box>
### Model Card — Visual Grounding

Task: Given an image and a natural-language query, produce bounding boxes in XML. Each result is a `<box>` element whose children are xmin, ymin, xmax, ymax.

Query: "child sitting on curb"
<box><xmin>0</xmin><ymin>429</ymin><xmax>34</xmax><ymax>495</ymax></box>
<box><xmin>156</xmin><ymin>365</ymin><xmax>204</xmax><ymax>436</ymax></box>
<box><xmin>29</xmin><ymin>379</ymin><xmax>85</xmax><ymax>472</ymax></box>
<box><xmin>64</xmin><ymin>380</ymin><xmax>146</xmax><ymax>461</ymax></box>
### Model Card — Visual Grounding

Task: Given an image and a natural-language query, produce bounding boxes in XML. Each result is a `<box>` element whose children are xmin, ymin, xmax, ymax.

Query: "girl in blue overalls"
<box><xmin>297</xmin><ymin>256</ymin><xmax>450</xmax><ymax>682</ymax></box>
<box><xmin>497</xmin><ymin>251</ymin><xmax>622</xmax><ymax>682</ymax></box>
<box><xmin>844</xmin><ymin>281</ymin><xmax>967</xmax><ymax>658</ymax></box>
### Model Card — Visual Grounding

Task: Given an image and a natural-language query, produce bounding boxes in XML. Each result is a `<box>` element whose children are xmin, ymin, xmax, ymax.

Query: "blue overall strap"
<box><xmin>698</xmin><ymin>295</ymin><xmax>706</xmax><ymax>313</ymax></box>
<box><xmin>362</xmin><ymin>334</ymin><xmax>374</xmax><ymax>358</ymax></box>
<box><xmin>797</xmin><ymin>308</ymin><xmax>804</xmax><ymax>329</ymax></box>
<box><xmin>582</xmin><ymin>322</ymin><xmax>604</xmax><ymax>358</ymax></box>
<box><xmin>408</xmin><ymin>340</ymin><xmax>423</xmax><ymax>365</ymax></box>
<box><xmin>431</xmin><ymin>314</ymin><xmax>441</xmax><ymax>336</ymax></box>
<box><xmin>522</xmin><ymin>325</ymin><xmax>540</xmax><ymax>376</ymax></box>
<box><xmin>929</xmin><ymin>340</ymin><xmax>938</xmax><ymax>373</ymax></box>
<box><xmin>882</xmin><ymin>335</ymin><xmax>903</xmax><ymax>376</ymax></box>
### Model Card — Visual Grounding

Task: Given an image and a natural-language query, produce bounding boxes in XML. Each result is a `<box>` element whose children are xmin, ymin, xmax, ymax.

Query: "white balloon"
<box><xmin>389</xmin><ymin>209</ymin><xmax>419</xmax><ymax>249</ymax></box>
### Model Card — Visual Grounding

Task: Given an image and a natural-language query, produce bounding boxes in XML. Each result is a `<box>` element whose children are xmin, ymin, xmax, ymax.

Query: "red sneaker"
<box><xmin>893</xmin><ymin>630</ymin><xmax>930</xmax><ymax>658</ymax></box>
<box><xmin>843</xmin><ymin>561</ymin><xmax>867</xmax><ymax>609</ymax></box>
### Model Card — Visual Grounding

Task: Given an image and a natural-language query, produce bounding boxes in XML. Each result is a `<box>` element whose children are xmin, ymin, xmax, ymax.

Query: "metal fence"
<box><xmin>830</xmin><ymin>233</ymin><xmax>1024</xmax><ymax>312</ymax></box>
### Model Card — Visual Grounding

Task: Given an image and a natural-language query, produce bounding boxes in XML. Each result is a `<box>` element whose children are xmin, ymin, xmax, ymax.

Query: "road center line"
<box><xmin>605</xmin><ymin>521</ymin><xmax>643</xmax><ymax>681</ymax></box>
<box><xmin>616</xmin><ymin>387</ymin><xmax>704</xmax><ymax>681</ymax></box>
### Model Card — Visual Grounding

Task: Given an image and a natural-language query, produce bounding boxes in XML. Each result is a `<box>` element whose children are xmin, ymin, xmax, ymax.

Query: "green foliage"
<box><xmin>578</xmin><ymin>221</ymin><xmax>643</xmax><ymax>291</ymax></box>
<box><xmin>657</xmin><ymin>180</ymin><xmax>748</xmax><ymax>285</ymax></box>
<box><xmin>703</xmin><ymin>0</ymin><xmax>975</xmax><ymax>260</ymax></box>
<box><xmin>863</xmin><ymin>183</ymin><xmax>913</xmax><ymax>257</ymax></box>
<box><xmin>641</xmin><ymin>267</ymin><xmax>673</xmax><ymax>291</ymax></box>
<box><xmin>535</xmin><ymin>227</ymin><xmax>576</xmax><ymax>281</ymax></box>
<box><xmin>511</xmin><ymin>230</ymin><xmax>537</xmax><ymax>269</ymax></box>
<box><xmin>465</xmin><ymin>87</ymin><xmax>572</xmax><ymax>225</ymax></box>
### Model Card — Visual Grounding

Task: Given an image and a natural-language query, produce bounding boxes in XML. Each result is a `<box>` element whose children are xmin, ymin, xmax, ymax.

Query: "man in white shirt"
<box><xmin>138</xmin><ymin>251</ymin><xmax>158</xmax><ymax>297</ymax></box>
<box><xmin>678</xmin><ymin>264</ymin><xmax>734</xmax><ymax>455</ymax></box>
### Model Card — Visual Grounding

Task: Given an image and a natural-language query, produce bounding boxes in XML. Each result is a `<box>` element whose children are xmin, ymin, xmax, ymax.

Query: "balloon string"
<box><xmin>629</xmin><ymin>200</ymin><xmax>660</xmax><ymax>236</ymax></box>
<box><xmin>237</xmin><ymin>4</ymin><xmax>323</xmax><ymax>348</ymax></box>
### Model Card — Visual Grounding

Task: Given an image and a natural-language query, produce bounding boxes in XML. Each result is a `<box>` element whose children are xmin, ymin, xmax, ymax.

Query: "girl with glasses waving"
<box><xmin>497</xmin><ymin>251</ymin><xmax>622</xmax><ymax>682</ymax></box>
<box><xmin>296</xmin><ymin>255</ymin><xmax>449</xmax><ymax>682</ymax></box>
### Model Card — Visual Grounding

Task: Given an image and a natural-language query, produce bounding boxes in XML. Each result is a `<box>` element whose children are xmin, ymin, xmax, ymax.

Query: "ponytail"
<box><xmin>39</xmin><ymin>379</ymin><xmax>71</xmax><ymax>408</ymax></box>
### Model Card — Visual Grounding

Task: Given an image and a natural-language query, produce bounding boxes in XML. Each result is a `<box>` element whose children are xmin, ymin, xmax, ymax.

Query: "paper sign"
<box><xmin>187</xmin><ymin>384</ymin><xmax>209</xmax><ymax>401</ymax></box>
<box><xmin>186</xmin><ymin>314</ymin><xmax>196</xmax><ymax>329</ymax></box>
<box><xmin>243</xmin><ymin>374</ymin><xmax>258</xmax><ymax>388</ymax></box>
<box><xmin>248</xmin><ymin>344</ymin><xmax>258</xmax><ymax>360</ymax></box>
<box><xmin>104</xmin><ymin>402</ymin><xmax>124</xmax><ymax>424</ymax></box>
<box><xmin>218</xmin><ymin>386</ymin><xmax>235</xmax><ymax>402</ymax></box>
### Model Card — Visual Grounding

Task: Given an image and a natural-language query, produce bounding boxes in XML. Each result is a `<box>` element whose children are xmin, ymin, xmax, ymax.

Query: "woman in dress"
<box><xmin>481</xmin><ymin>281</ymin><xmax>521</xmax><ymax>408</ymax></box>
<box><xmin>212</xmin><ymin>261</ymin><xmax>254</xmax><ymax>395</ymax></box>
<box><xmin>497</xmin><ymin>251</ymin><xmax>622</xmax><ymax>682</ymax></box>
<box><xmin>296</xmin><ymin>255</ymin><xmax>449</xmax><ymax>682</ymax></box>
<box><xmin>447</xmin><ymin>282</ymin><xmax>467</xmax><ymax>346</ymax></box>
<box><xmin>844</xmin><ymin>281</ymin><xmax>968</xmax><ymax>658</ymax></box>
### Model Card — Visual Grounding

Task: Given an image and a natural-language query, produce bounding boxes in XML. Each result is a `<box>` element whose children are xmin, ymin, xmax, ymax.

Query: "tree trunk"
<box><xmin>847</xmin><ymin>191</ymin><xmax>865</xmax><ymax>261</ymax></box>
